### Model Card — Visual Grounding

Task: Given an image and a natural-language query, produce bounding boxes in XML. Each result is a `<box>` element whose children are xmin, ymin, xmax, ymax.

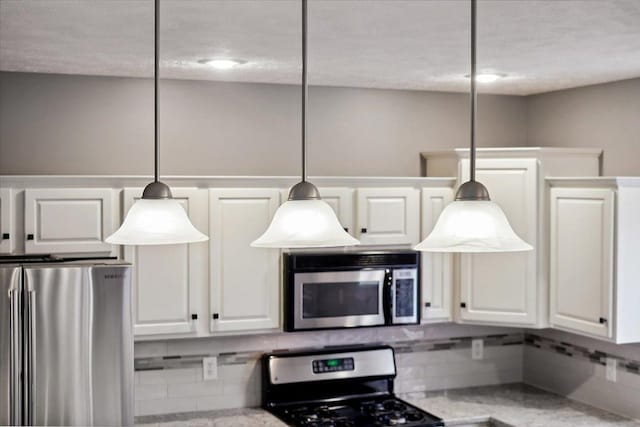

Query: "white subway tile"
<box><xmin>164</xmin><ymin>368</ymin><xmax>199</xmax><ymax>384</ymax></box>
<box><xmin>137</xmin><ymin>370</ymin><xmax>167</xmax><ymax>385</ymax></box>
<box><xmin>135</xmin><ymin>384</ymin><xmax>167</xmax><ymax>401</ymax></box>
<box><xmin>168</xmin><ymin>380</ymin><xmax>223</xmax><ymax>398</ymax></box>
<box><xmin>135</xmin><ymin>398</ymin><xmax>197</xmax><ymax>416</ymax></box>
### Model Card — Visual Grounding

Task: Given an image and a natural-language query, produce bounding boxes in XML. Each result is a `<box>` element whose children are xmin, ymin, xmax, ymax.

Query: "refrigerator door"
<box><xmin>24</xmin><ymin>264</ymin><xmax>133</xmax><ymax>426</ymax></box>
<box><xmin>0</xmin><ymin>265</ymin><xmax>22</xmax><ymax>426</ymax></box>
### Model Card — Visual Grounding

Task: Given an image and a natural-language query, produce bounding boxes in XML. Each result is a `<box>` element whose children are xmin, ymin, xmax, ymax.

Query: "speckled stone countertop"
<box><xmin>135</xmin><ymin>384</ymin><xmax>639</xmax><ymax>427</ymax></box>
<box><xmin>401</xmin><ymin>384</ymin><xmax>640</xmax><ymax>426</ymax></box>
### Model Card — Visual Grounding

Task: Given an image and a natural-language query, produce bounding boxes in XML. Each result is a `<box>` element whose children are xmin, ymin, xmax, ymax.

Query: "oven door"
<box><xmin>293</xmin><ymin>270</ymin><xmax>386</xmax><ymax>330</ymax></box>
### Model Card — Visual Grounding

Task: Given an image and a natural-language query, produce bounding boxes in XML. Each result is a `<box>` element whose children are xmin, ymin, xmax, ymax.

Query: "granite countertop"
<box><xmin>135</xmin><ymin>383</ymin><xmax>640</xmax><ymax>427</ymax></box>
<box><xmin>401</xmin><ymin>384</ymin><xmax>640</xmax><ymax>427</ymax></box>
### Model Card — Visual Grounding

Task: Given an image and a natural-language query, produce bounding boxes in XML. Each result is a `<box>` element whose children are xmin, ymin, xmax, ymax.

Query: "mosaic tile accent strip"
<box><xmin>525</xmin><ymin>333</ymin><xmax>640</xmax><ymax>376</ymax></box>
<box><xmin>134</xmin><ymin>332</ymin><xmax>524</xmax><ymax>372</ymax></box>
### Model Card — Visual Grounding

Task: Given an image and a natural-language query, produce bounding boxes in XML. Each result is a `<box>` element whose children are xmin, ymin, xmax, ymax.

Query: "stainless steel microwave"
<box><xmin>283</xmin><ymin>251</ymin><xmax>420</xmax><ymax>331</ymax></box>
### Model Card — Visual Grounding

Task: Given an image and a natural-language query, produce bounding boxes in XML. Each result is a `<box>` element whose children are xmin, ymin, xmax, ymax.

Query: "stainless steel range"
<box><xmin>262</xmin><ymin>345</ymin><xmax>443</xmax><ymax>427</ymax></box>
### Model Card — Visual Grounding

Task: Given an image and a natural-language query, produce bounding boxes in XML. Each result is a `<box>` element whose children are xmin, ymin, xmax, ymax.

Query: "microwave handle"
<box><xmin>383</xmin><ymin>269</ymin><xmax>393</xmax><ymax>324</ymax></box>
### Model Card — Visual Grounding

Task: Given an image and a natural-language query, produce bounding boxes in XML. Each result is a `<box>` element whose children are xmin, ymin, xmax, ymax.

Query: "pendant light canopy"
<box><xmin>106</xmin><ymin>0</ymin><xmax>208</xmax><ymax>246</ymax></box>
<box><xmin>252</xmin><ymin>0</ymin><xmax>359</xmax><ymax>248</ymax></box>
<box><xmin>415</xmin><ymin>0</ymin><xmax>532</xmax><ymax>253</ymax></box>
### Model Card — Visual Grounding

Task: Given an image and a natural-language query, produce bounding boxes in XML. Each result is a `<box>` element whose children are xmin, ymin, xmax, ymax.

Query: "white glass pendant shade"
<box><xmin>415</xmin><ymin>200</ymin><xmax>533</xmax><ymax>253</ymax></box>
<box><xmin>251</xmin><ymin>199</ymin><xmax>359</xmax><ymax>248</ymax></box>
<box><xmin>106</xmin><ymin>199</ymin><xmax>208</xmax><ymax>245</ymax></box>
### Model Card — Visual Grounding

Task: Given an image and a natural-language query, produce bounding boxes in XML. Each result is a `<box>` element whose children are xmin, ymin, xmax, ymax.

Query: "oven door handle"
<box><xmin>383</xmin><ymin>269</ymin><xmax>393</xmax><ymax>325</ymax></box>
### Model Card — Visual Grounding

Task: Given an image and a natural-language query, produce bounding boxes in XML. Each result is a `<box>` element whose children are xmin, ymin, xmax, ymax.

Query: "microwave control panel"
<box><xmin>312</xmin><ymin>357</ymin><xmax>355</xmax><ymax>374</ymax></box>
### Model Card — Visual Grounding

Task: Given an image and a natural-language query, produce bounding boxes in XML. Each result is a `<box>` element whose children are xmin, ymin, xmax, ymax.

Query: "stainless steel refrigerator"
<box><xmin>0</xmin><ymin>256</ymin><xmax>133</xmax><ymax>426</ymax></box>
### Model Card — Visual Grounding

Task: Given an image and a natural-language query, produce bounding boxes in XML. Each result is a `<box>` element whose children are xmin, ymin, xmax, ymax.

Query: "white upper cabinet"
<box><xmin>458</xmin><ymin>158</ymin><xmax>539</xmax><ymax>326</ymax></box>
<box><xmin>123</xmin><ymin>188</ymin><xmax>209</xmax><ymax>338</ymax></box>
<box><xmin>281</xmin><ymin>187</ymin><xmax>354</xmax><ymax>234</ymax></box>
<box><xmin>0</xmin><ymin>189</ymin><xmax>14</xmax><ymax>254</ymax></box>
<box><xmin>422</xmin><ymin>148</ymin><xmax>602</xmax><ymax>329</ymax></box>
<box><xmin>549</xmin><ymin>179</ymin><xmax>640</xmax><ymax>344</ymax></box>
<box><xmin>356</xmin><ymin>188</ymin><xmax>420</xmax><ymax>246</ymax></box>
<box><xmin>420</xmin><ymin>187</ymin><xmax>454</xmax><ymax>323</ymax></box>
<box><xmin>209</xmin><ymin>188</ymin><xmax>280</xmax><ymax>333</ymax></box>
<box><xmin>24</xmin><ymin>188</ymin><xmax>116</xmax><ymax>254</ymax></box>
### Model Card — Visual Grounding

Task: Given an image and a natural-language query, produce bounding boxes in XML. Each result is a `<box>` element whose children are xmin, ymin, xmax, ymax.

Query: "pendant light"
<box><xmin>106</xmin><ymin>0</ymin><xmax>208</xmax><ymax>246</ymax></box>
<box><xmin>251</xmin><ymin>0</ymin><xmax>359</xmax><ymax>248</ymax></box>
<box><xmin>415</xmin><ymin>0</ymin><xmax>532</xmax><ymax>253</ymax></box>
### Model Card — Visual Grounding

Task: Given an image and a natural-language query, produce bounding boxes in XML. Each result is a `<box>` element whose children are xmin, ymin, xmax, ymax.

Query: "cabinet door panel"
<box><xmin>550</xmin><ymin>188</ymin><xmax>613</xmax><ymax>338</ymax></box>
<box><xmin>210</xmin><ymin>189</ymin><xmax>280</xmax><ymax>333</ymax></box>
<box><xmin>459</xmin><ymin>159</ymin><xmax>537</xmax><ymax>325</ymax></box>
<box><xmin>0</xmin><ymin>189</ymin><xmax>14</xmax><ymax>253</ymax></box>
<box><xmin>356</xmin><ymin>188</ymin><xmax>420</xmax><ymax>245</ymax></box>
<box><xmin>421</xmin><ymin>187</ymin><xmax>453</xmax><ymax>323</ymax></box>
<box><xmin>123</xmin><ymin>188</ymin><xmax>208</xmax><ymax>337</ymax></box>
<box><xmin>24</xmin><ymin>188</ymin><xmax>115</xmax><ymax>254</ymax></box>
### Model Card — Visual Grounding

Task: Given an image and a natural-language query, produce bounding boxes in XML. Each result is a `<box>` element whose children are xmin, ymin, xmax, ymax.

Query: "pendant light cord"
<box><xmin>470</xmin><ymin>0</ymin><xmax>477</xmax><ymax>182</ymax></box>
<box><xmin>301</xmin><ymin>0</ymin><xmax>308</xmax><ymax>183</ymax></box>
<box><xmin>154</xmin><ymin>0</ymin><xmax>160</xmax><ymax>183</ymax></box>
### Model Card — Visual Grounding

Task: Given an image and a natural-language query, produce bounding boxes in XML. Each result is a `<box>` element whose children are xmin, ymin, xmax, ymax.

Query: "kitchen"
<box><xmin>1</xmin><ymin>0</ymin><xmax>639</xmax><ymax>426</ymax></box>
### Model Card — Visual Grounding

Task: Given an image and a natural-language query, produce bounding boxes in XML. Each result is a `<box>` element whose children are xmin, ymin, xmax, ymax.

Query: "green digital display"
<box><xmin>313</xmin><ymin>357</ymin><xmax>354</xmax><ymax>373</ymax></box>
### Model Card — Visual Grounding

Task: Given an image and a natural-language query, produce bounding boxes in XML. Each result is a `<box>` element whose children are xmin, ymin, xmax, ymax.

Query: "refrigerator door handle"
<box><xmin>25</xmin><ymin>289</ymin><xmax>36</xmax><ymax>426</ymax></box>
<box><xmin>9</xmin><ymin>287</ymin><xmax>21</xmax><ymax>426</ymax></box>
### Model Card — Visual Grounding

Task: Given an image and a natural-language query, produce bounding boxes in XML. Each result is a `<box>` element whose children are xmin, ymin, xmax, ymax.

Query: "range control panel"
<box><xmin>312</xmin><ymin>357</ymin><xmax>354</xmax><ymax>374</ymax></box>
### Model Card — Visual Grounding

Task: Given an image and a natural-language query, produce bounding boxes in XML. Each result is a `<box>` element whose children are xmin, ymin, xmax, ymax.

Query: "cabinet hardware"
<box><xmin>191</xmin><ymin>314</ymin><xmax>198</xmax><ymax>320</ymax></box>
<box><xmin>460</xmin><ymin>302</ymin><xmax>467</xmax><ymax>308</ymax></box>
<box><xmin>343</xmin><ymin>227</ymin><xmax>349</xmax><ymax>233</ymax></box>
<box><xmin>599</xmin><ymin>317</ymin><xmax>607</xmax><ymax>324</ymax></box>
<box><xmin>26</xmin><ymin>234</ymin><xmax>34</xmax><ymax>241</ymax></box>
<box><xmin>424</xmin><ymin>302</ymin><xmax>431</xmax><ymax>308</ymax></box>
<box><xmin>361</xmin><ymin>228</ymin><xmax>367</xmax><ymax>233</ymax></box>
<box><xmin>212</xmin><ymin>313</ymin><xmax>219</xmax><ymax>320</ymax></box>
<box><xmin>1</xmin><ymin>233</ymin><xmax>9</xmax><ymax>240</ymax></box>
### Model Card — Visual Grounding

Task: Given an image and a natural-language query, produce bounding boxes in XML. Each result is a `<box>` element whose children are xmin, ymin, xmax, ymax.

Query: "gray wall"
<box><xmin>0</xmin><ymin>71</ymin><xmax>528</xmax><ymax>176</ymax></box>
<box><xmin>527</xmin><ymin>78</ymin><xmax>640</xmax><ymax>176</ymax></box>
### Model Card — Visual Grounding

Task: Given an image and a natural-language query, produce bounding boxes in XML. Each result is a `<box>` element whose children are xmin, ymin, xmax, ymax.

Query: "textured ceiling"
<box><xmin>1</xmin><ymin>0</ymin><xmax>640</xmax><ymax>95</ymax></box>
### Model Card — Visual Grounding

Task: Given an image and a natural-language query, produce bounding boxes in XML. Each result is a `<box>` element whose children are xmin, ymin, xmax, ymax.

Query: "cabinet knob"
<box><xmin>1</xmin><ymin>233</ymin><xmax>9</xmax><ymax>240</ymax></box>
<box><xmin>343</xmin><ymin>227</ymin><xmax>349</xmax><ymax>233</ymax></box>
<box><xmin>26</xmin><ymin>234</ymin><xmax>34</xmax><ymax>241</ymax></box>
<box><xmin>212</xmin><ymin>313</ymin><xmax>219</xmax><ymax>320</ymax></box>
<box><xmin>599</xmin><ymin>317</ymin><xmax>607</xmax><ymax>324</ymax></box>
<box><xmin>361</xmin><ymin>228</ymin><xmax>367</xmax><ymax>233</ymax></box>
<box><xmin>460</xmin><ymin>302</ymin><xmax>467</xmax><ymax>308</ymax></box>
<box><xmin>424</xmin><ymin>302</ymin><xmax>431</xmax><ymax>308</ymax></box>
<box><xmin>191</xmin><ymin>314</ymin><xmax>198</xmax><ymax>320</ymax></box>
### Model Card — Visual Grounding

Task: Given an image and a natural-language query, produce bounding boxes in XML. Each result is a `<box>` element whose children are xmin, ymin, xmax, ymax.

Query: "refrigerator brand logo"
<box><xmin>104</xmin><ymin>274</ymin><xmax>124</xmax><ymax>280</ymax></box>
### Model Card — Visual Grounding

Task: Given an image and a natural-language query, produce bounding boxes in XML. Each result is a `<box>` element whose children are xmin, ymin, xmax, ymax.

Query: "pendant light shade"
<box><xmin>415</xmin><ymin>0</ymin><xmax>531</xmax><ymax>254</ymax></box>
<box><xmin>251</xmin><ymin>0</ymin><xmax>359</xmax><ymax>249</ymax></box>
<box><xmin>106</xmin><ymin>0</ymin><xmax>208</xmax><ymax>246</ymax></box>
<box><xmin>415</xmin><ymin>199</ymin><xmax>532</xmax><ymax>252</ymax></box>
<box><xmin>106</xmin><ymin>198</ymin><xmax>208</xmax><ymax>245</ymax></box>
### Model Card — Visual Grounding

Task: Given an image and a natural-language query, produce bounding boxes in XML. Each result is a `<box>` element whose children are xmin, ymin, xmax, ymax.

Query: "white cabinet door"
<box><xmin>550</xmin><ymin>188</ymin><xmax>614</xmax><ymax>339</ymax></box>
<box><xmin>420</xmin><ymin>187</ymin><xmax>454</xmax><ymax>323</ymax></box>
<box><xmin>280</xmin><ymin>187</ymin><xmax>354</xmax><ymax>234</ymax></box>
<box><xmin>123</xmin><ymin>188</ymin><xmax>209</xmax><ymax>338</ymax></box>
<box><xmin>24</xmin><ymin>188</ymin><xmax>116</xmax><ymax>254</ymax></box>
<box><xmin>209</xmin><ymin>189</ymin><xmax>280</xmax><ymax>333</ymax></box>
<box><xmin>458</xmin><ymin>159</ymin><xmax>538</xmax><ymax>326</ymax></box>
<box><xmin>356</xmin><ymin>188</ymin><xmax>420</xmax><ymax>246</ymax></box>
<box><xmin>0</xmin><ymin>189</ymin><xmax>14</xmax><ymax>254</ymax></box>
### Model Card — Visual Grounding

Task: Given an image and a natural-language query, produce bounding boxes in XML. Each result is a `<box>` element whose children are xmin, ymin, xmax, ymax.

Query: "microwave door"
<box><xmin>293</xmin><ymin>270</ymin><xmax>386</xmax><ymax>330</ymax></box>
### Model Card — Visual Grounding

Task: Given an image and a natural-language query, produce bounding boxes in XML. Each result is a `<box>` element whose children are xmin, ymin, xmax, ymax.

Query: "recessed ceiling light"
<box><xmin>197</xmin><ymin>58</ymin><xmax>247</xmax><ymax>70</ymax></box>
<box><xmin>465</xmin><ymin>72</ymin><xmax>507</xmax><ymax>83</ymax></box>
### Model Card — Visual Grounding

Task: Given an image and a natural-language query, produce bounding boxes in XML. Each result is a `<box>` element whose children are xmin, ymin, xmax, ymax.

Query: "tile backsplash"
<box><xmin>133</xmin><ymin>324</ymin><xmax>523</xmax><ymax>417</ymax></box>
<box><xmin>523</xmin><ymin>330</ymin><xmax>640</xmax><ymax>420</ymax></box>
